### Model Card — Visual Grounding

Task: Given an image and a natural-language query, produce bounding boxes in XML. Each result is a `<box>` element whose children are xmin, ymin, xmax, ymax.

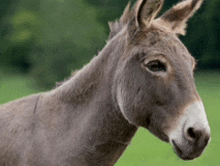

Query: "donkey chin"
<box><xmin>168</xmin><ymin>101</ymin><xmax>211</xmax><ymax>160</ymax></box>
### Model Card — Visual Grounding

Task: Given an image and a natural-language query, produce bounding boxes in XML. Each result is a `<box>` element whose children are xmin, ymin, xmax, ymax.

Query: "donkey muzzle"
<box><xmin>172</xmin><ymin>130</ymin><xmax>211</xmax><ymax>160</ymax></box>
<box><xmin>169</xmin><ymin>101</ymin><xmax>211</xmax><ymax>160</ymax></box>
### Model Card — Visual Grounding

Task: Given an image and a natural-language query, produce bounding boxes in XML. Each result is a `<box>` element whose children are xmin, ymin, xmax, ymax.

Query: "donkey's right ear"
<box><xmin>134</xmin><ymin>0</ymin><xmax>164</xmax><ymax>29</ymax></box>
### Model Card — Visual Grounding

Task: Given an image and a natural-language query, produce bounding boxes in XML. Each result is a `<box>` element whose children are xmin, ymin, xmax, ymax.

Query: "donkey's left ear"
<box><xmin>155</xmin><ymin>0</ymin><xmax>203</xmax><ymax>35</ymax></box>
<box><xmin>134</xmin><ymin>0</ymin><xmax>164</xmax><ymax>28</ymax></box>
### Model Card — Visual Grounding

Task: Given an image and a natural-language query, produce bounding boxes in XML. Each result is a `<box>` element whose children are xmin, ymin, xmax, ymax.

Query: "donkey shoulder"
<box><xmin>0</xmin><ymin>93</ymin><xmax>43</xmax><ymax>165</ymax></box>
<box><xmin>0</xmin><ymin>93</ymin><xmax>42</xmax><ymax>137</ymax></box>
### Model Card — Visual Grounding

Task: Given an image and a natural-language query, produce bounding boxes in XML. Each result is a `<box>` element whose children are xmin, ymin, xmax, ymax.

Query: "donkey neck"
<box><xmin>51</xmin><ymin>31</ymin><xmax>138</xmax><ymax>165</ymax></box>
<box><xmin>55</xmin><ymin>27</ymin><xmax>128</xmax><ymax>106</ymax></box>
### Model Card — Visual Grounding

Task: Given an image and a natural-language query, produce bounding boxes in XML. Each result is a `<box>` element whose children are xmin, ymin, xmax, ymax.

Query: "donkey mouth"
<box><xmin>172</xmin><ymin>140</ymin><xmax>197</xmax><ymax>160</ymax></box>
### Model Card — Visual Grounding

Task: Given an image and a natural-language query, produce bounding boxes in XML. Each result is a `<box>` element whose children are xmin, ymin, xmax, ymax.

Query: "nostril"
<box><xmin>187</xmin><ymin>127</ymin><xmax>203</xmax><ymax>141</ymax></box>
<box><xmin>187</xmin><ymin>127</ymin><xmax>196</xmax><ymax>139</ymax></box>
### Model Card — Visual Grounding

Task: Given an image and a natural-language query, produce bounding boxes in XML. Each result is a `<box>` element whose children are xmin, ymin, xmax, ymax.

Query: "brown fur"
<box><xmin>0</xmin><ymin>0</ymin><xmax>209</xmax><ymax>165</ymax></box>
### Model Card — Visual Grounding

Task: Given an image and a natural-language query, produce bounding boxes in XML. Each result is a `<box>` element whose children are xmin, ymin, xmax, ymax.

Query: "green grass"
<box><xmin>0</xmin><ymin>71</ymin><xmax>46</xmax><ymax>104</ymax></box>
<box><xmin>0</xmin><ymin>70</ymin><xmax>219</xmax><ymax>165</ymax></box>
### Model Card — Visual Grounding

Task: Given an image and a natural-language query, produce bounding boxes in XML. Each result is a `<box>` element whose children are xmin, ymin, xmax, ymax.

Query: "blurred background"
<box><xmin>0</xmin><ymin>0</ymin><xmax>219</xmax><ymax>165</ymax></box>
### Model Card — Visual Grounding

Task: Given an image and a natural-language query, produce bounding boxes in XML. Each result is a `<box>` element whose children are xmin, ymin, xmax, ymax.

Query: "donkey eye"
<box><xmin>146</xmin><ymin>60</ymin><xmax>166</xmax><ymax>72</ymax></box>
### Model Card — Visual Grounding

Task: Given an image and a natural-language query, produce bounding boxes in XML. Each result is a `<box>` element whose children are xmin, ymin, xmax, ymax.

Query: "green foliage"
<box><xmin>1</xmin><ymin>0</ymin><xmax>40</xmax><ymax>72</ymax></box>
<box><xmin>29</xmin><ymin>0</ymin><xmax>106</xmax><ymax>88</ymax></box>
<box><xmin>1</xmin><ymin>0</ymin><xmax>106</xmax><ymax>88</ymax></box>
<box><xmin>84</xmin><ymin>0</ymin><xmax>135</xmax><ymax>34</ymax></box>
<box><xmin>177</xmin><ymin>0</ymin><xmax>220</xmax><ymax>69</ymax></box>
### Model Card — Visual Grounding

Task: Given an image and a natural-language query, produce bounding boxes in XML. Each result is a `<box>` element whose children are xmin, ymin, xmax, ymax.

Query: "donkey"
<box><xmin>0</xmin><ymin>0</ymin><xmax>210</xmax><ymax>165</ymax></box>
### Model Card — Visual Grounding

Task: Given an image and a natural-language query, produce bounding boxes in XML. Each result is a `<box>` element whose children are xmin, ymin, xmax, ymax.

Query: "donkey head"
<box><xmin>111</xmin><ymin>0</ymin><xmax>210</xmax><ymax>160</ymax></box>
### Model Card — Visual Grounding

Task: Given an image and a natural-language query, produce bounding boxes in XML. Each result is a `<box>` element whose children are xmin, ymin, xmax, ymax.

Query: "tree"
<box><xmin>1</xmin><ymin>0</ymin><xmax>106</xmax><ymax>88</ymax></box>
<box><xmin>29</xmin><ymin>0</ymin><xmax>106</xmax><ymax>88</ymax></box>
<box><xmin>0</xmin><ymin>0</ymin><xmax>40</xmax><ymax>72</ymax></box>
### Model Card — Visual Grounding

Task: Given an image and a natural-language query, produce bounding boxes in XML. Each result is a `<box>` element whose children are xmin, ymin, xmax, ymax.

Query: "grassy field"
<box><xmin>0</xmin><ymin>70</ymin><xmax>219</xmax><ymax>165</ymax></box>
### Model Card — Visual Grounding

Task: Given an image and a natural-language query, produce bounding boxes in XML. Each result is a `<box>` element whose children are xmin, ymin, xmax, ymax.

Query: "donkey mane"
<box><xmin>108</xmin><ymin>3</ymin><xmax>132</xmax><ymax>40</ymax></box>
<box><xmin>55</xmin><ymin>70</ymin><xmax>78</xmax><ymax>88</ymax></box>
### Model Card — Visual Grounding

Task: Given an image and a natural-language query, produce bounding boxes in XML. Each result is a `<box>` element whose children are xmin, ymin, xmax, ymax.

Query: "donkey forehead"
<box><xmin>130</xmin><ymin>28</ymin><xmax>194</xmax><ymax>63</ymax></box>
